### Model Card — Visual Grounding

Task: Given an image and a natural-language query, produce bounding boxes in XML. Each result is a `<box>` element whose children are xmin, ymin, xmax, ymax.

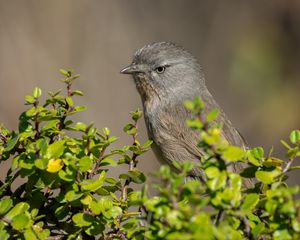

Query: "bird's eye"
<box><xmin>155</xmin><ymin>66</ymin><xmax>165</xmax><ymax>74</ymax></box>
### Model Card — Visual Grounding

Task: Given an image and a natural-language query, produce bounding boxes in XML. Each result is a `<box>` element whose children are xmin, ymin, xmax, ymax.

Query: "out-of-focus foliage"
<box><xmin>0</xmin><ymin>70</ymin><xmax>299</xmax><ymax>239</ymax></box>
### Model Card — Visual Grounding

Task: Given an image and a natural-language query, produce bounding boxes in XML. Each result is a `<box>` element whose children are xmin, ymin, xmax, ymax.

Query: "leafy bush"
<box><xmin>0</xmin><ymin>70</ymin><xmax>299</xmax><ymax>239</ymax></box>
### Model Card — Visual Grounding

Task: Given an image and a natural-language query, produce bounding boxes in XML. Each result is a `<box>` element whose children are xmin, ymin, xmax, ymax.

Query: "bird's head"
<box><xmin>121</xmin><ymin>42</ymin><xmax>205</xmax><ymax>104</ymax></box>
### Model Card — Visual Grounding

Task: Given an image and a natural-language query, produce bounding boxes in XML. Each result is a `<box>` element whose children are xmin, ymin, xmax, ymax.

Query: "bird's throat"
<box><xmin>134</xmin><ymin>77</ymin><xmax>160</xmax><ymax>104</ymax></box>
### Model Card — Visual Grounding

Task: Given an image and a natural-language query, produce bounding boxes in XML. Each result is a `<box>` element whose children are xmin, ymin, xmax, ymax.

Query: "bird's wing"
<box><xmin>202</xmin><ymin>91</ymin><xmax>253</xmax><ymax>187</ymax></box>
<box><xmin>201</xmin><ymin>90</ymin><xmax>247</xmax><ymax>148</ymax></box>
<box><xmin>152</xmin><ymin>104</ymin><xmax>205</xmax><ymax>177</ymax></box>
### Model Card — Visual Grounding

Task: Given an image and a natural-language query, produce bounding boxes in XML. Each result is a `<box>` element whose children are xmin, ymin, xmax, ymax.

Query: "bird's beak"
<box><xmin>120</xmin><ymin>64</ymin><xmax>143</xmax><ymax>74</ymax></box>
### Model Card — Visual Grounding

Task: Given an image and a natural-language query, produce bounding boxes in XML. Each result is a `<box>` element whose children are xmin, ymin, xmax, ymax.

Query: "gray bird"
<box><xmin>121</xmin><ymin>42</ymin><xmax>249</xmax><ymax>183</ymax></box>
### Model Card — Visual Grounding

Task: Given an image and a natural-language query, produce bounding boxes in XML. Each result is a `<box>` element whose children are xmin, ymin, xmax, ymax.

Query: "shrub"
<box><xmin>0</xmin><ymin>70</ymin><xmax>299</xmax><ymax>239</ymax></box>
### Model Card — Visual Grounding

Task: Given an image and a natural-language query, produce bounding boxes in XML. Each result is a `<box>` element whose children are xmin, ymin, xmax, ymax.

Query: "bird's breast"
<box><xmin>143</xmin><ymin>102</ymin><xmax>173</xmax><ymax>145</ymax></box>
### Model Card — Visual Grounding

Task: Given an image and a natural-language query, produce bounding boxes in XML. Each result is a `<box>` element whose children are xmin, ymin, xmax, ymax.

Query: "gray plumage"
<box><xmin>121</xmin><ymin>42</ymin><xmax>249</xmax><ymax>183</ymax></box>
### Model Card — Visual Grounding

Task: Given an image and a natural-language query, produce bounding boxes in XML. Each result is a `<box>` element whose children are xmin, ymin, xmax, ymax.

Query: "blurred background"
<box><xmin>0</xmin><ymin>0</ymin><xmax>299</xmax><ymax>184</ymax></box>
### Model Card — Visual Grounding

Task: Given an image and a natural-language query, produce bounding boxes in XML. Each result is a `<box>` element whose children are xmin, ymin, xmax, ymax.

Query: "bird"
<box><xmin>120</xmin><ymin>42</ymin><xmax>249</xmax><ymax>184</ymax></box>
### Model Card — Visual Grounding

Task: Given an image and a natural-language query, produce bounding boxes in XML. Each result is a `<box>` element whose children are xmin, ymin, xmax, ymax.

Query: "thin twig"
<box><xmin>240</xmin><ymin>215</ymin><xmax>252</xmax><ymax>240</ymax></box>
<box><xmin>33</xmin><ymin>100</ymin><xmax>40</xmax><ymax>139</ymax></box>
<box><xmin>121</xmin><ymin>120</ymin><xmax>138</xmax><ymax>202</ymax></box>
<box><xmin>90</xmin><ymin>137</ymin><xmax>108</xmax><ymax>178</ymax></box>
<box><xmin>0</xmin><ymin>130</ymin><xmax>7</xmax><ymax>143</ymax></box>
<box><xmin>67</xmin><ymin>83</ymin><xmax>72</xmax><ymax>97</ymax></box>
<box><xmin>283</xmin><ymin>158</ymin><xmax>295</xmax><ymax>174</ymax></box>
<box><xmin>213</xmin><ymin>210</ymin><xmax>224</xmax><ymax>226</ymax></box>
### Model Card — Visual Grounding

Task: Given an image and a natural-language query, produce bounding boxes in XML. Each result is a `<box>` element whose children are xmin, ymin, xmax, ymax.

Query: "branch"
<box><xmin>283</xmin><ymin>158</ymin><xmax>295</xmax><ymax>174</ymax></box>
<box><xmin>122</xmin><ymin>120</ymin><xmax>139</xmax><ymax>202</ymax></box>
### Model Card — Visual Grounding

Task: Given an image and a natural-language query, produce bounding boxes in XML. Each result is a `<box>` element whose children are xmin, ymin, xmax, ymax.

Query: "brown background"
<box><xmin>0</xmin><ymin>1</ymin><xmax>299</xmax><ymax>184</ymax></box>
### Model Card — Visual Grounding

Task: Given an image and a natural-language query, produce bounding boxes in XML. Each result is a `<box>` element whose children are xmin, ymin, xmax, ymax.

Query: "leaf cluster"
<box><xmin>0</xmin><ymin>73</ymin><xmax>299</xmax><ymax>239</ymax></box>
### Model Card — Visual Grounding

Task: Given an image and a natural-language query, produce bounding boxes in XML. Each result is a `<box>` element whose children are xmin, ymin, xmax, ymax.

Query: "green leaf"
<box><xmin>19</xmin><ymin>157</ymin><xmax>34</xmax><ymax>170</ymax></box>
<box><xmin>66</xmin><ymin>96</ymin><xmax>73</xmax><ymax>107</ymax></box>
<box><xmin>24</xmin><ymin>229</ymin><xmax>38</xmax><ymax>240</ymax></box>
<box><xmin>72</xmin><ymin>90</ymin><xmax>84</xmax><ymax>96</ymax></box>
<box><xmin>85</xmin><ymin>222</ymin><xmax>105</xmax><ymax>236</ymax></box>
<box><xmin>34</xmin><ymin>158</ymin><xmax>49</xmax><ymax>170</ymax></box>
<box><xmin>25</xmin><ymin>95</ymin><xmax>35</xmax><ymax>104</ymax></box>
<box><xmin>72</xmin><ymin>213</ymin><xmax>94</xmax><ymax>227</ymax></box>
<box><xmin>89</xmin><ymin>201</ymin><xmax>101</xmax><ymax>215</ymax></box>
<box><xmin>222</xmin><ymin>146</ymin><xmax>245</xmax><ymax>162</ymax></box>
<box><xmin>241</xmin><ymin>193</ymin><xmax>259</xmax><ymax>213</ymax></box>
<box><xmin>251</xmin><ymin>147</ymin><xmax>264</xmax><ymax>159</ymax></box>
<box><xmin>184</xmin><ymin>100</ymin><xmax>194</xmax><ymax>110</ymax></box>
<box><xmin>87</xmin><ymin>127</ymin><xmax>96</xmax><ymax>137</ymax></box>
<box><xmin>273</xmin><ymin>229</ymin><xmax>292</xmax><ymax>240</ymax></box>
<box><xmin>182</xmin><ymin>161</ymin><xmax>194</xmax><ymax>172</ymax></box>
<box><xmin>207</xmin><ymin>171</ymin><xmax>227</xmax><ymax>191</ymax></box>
<box><xmin>74</xmin><ymin>122</ymin><xmax>87</xmax><ymax>131</ymax></box>
<box><xmin>0</xmin><ymin>198</ymin><xmax>13</xmax><ymax>215</ymax></box>
<box><xmin>255</xmin><ymin>170</ymin><xmax>280</xmax><ymax>184</ymax></box>
<box><xmin>252</xmin><ymin>222</ymin><xmax>265</xmax><ymax>238</ymax></box>
<box><xmin>73</xmin><ymin>105</ymin><xmax>86</xmax><ymax>113</ymax></box>
<box><xmin>100</xmin><ymin>157</ymin><xmax>118</xmax><ymax>167</ymax></box>
<box><xmin>290</xmin><ymin>130</ymin><xmax>300</xmax><ymax>144</ymax></box>
<box><xmin>240</xmin><ymin>166</ymin><xmax>257</xmax><ymax>178</ymax></box>
<box><xmin>281</xmin><ymin>140</ymin><xmax>292</xmax><ymax>150</ymax></box>
<box><xmin>206</xmin><ymin>109</ymin><xmax>219</xmax><ymax>122</ymax></box>
<box><xmin>48</xmin><ymin>89</ymin><xmax>61</xmax><ymax>97</ymax></box>
<box><xmin>130</xmin><ymin>109</ymin><xmax>143</xmax><ymax>121</ymax></box>
<box><xmin>108</xmin><ymin>136</ymin><xmax>118</xmax><ymax>143</ymax></box>
<box><xmin>78</xmin><ymin>156</ymin><xmax>93</xmax><ymax>172</ymax></box>
<box><xmin>104</xmin><ymin>178</ymin><xmax>118</xmax><ymax>184</ymax></box>
<box><xmin>229</xmin><ymin>173</ymin><xmax>242</xmax><ymax>190</ymax></box>
<box><xmin>186</xmin><ymin>119</ymin><xmax>203</xmax><ymax>129</ymax></box>
<box><xmin>32</xmin><ymin>87</ymin><xmax>42</xmax><ymax>98</ymax></box>
<box><xmin>205</xmin><ymin>166</ymin><xmax>220</xmax><ymax>179</ymax></box>
<box><xmin>6</xmin><ymin>202</ymin><xmax>30</xmax><ymax>220</ymax></box>
<box><xmin>263</xmin><ymin>158</ymin><xmax>283</xmax><ymax>168</ymax></box>
<box><xmin>105</xmin><ymin>206</ymin><xmax>122</xmax><ymax>219</ymax></box>
<box><xmin>193</xmin><ymin>96</ymin><xmax>205</xmax><ymax>111</ymax></box>
<box><xmin>65</xmin><ymin>190</ymin><xmax>83</xmax><ymax>202</ymax></box>
<box><xmin>58</xmin><ymin>166</ymin><xmax>76</xmax><ymax>182</ymax></box>
<box><xmin>11</xmin><ymin>213</ymin><xmax>31</xmax><ymax>230</ymax></box>
<box><xmin>55</xmin><ymin>205</ymin><xmax>69</xmax><ymax>220</ymax></box>
<box><xmin>128</xmin><ymin>170</ymin><xmax>146</xmax><ymax>184</ymax></box>
<box><xmin>4</xmin><ymin>134</ymin><xmax>19</xmax><ymax>152</ymax></box>
<box><xmin>90</xmin><ymin>197</ymin><xmax>113</xmax><ymax>215</ymax></box>
<box><xmin>25</xmin><ymin>107</ymin><xmax>38</xmax><ymax>117</ymax></box>
<box><xmin>45</xmin><ymin>140</ymin><xmax>65</xmax><ymax>159</ymax></box>
<box><xmin>0</xmin><ymin>230</ymin><xmax>9</xmax><ymax>240</ymax></box>
<box><xmin>41</xmin><ymin>120</ymin><xmax>59</xmax><ymax>131</ymax></box>
<box><xmin>80</xmin><ymin>195</ymin><xmax>93</xmax><ymax>206</ymax></box>
<box><xmin>37</xmin><ymin>138</ymin><xmax>48</xmax><ymax>155</ymax></box>
<box><xmin>247</xmin><ymin>150</ymin><xmax>261</xmax><ymax>166</ymax></box>
<box><xmin>142</xmin><ymin>140</ymin><xmax>153</xmax><ymax>149</ymax></box>
<box><xmin>184</xmin><ymin>96</ymin><xmax>205</xmax><ymax>114</ymax></box>
<box><xmin>102</xmin><ymin>127</ymin><xmax>110</xmax><ymax>136</ymax></box>
<box><xmin>59</xmin><ymin>68</ymin><xmax>71</xmax><ymax>77</ymax></box>
<box><xmin>80</xmin><ymin>171</ymin><xmax>106</xmax><ymax>192</ymax></box>
<box><xmin>123</xmin><ymin>123</ymin><xmax>137</xmax><ymax>135</ymax></box>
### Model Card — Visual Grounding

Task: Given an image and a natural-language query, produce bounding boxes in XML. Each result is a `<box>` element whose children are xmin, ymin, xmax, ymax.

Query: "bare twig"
<box><xmin>0</xmin><ymin>130</ymin><xmax>7</xmax><ymax>143</ymax></box>
<box><xmin>122</xmin><ymin>120</ymin><xmax>138</xmax><ymax>202</ymax></box>
<box><xmin>283</xmin><ymin>158</ymin><xmax>295</xmax><ymax>174</ymax></box>
<box><xmin>240</xmin><ymin>215</ymin><xmax>252</xmax><ymax>240</ymax></box>
<box><xmin>90</xmin><ymin>135</ymin><xmax>108</xmax><ymax>178</ymax></box>
<box><xmin>213</xmin><ymin>210</ymin><xmax>224</xmax><ymax>226</ymax></box>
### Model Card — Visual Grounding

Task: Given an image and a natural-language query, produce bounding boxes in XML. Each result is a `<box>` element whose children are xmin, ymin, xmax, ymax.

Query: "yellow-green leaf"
<box><xmin>45</xmin><ymin>140</ymin><xmax>65</xmax><ymax>159</ymax></box>
<box><xmin>80</xmin><ymin>171</ymin><xmax>106</xmax><ymax>192</ymax></box>
<box><xmin>222</xmin><ymin>146</ymin><xmax>245</xmax><ymax>162</ymax></box>
<box><xmin>241</xmin><ymin>193</ymin><xmax>259</xmax><ymax>213</ymax></box>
